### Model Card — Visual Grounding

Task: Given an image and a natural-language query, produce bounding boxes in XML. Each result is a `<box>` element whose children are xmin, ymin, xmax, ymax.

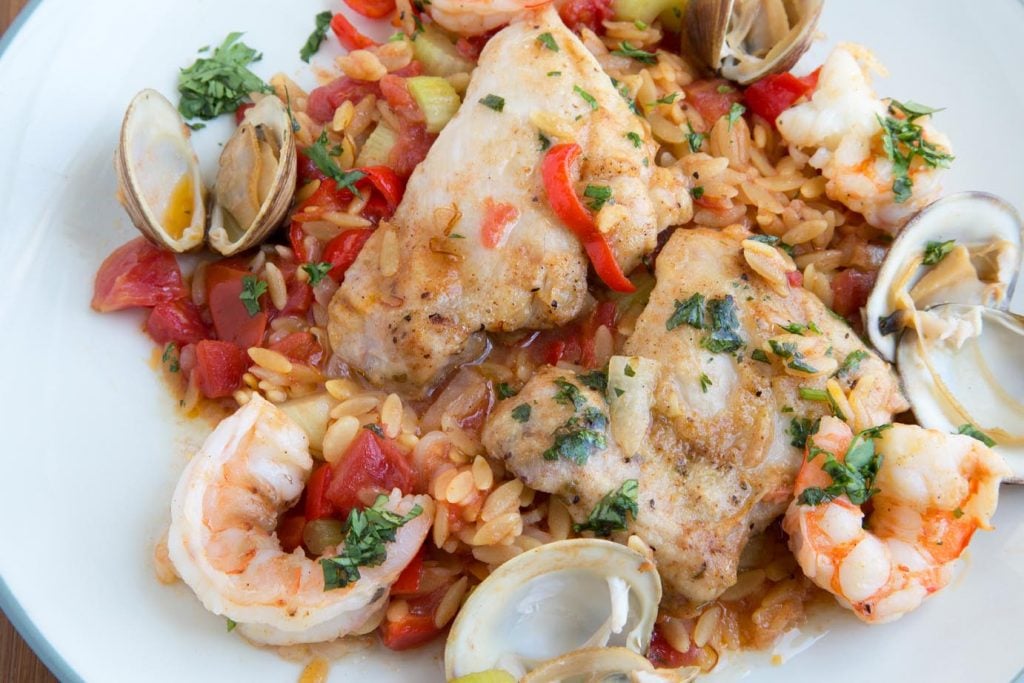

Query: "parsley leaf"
<box><xmin>538</xmin><ymin>132</ymin><xmax>552</xmax><ymax>152</ymax></box>
<box><xmin>781</xmin><ymin>321</ymin><xmax>822</xmax><ymax>336</ymax></box>
<box><xmin>957</xmin><ymin>423</ymin><xmax>996</xmax><ymax>447</ymax></box>
<box><xmin>543</xmin><ymin>407</ymin><xmax>607</xmax><ymax>464</ymax></box>
<box><xmin>798</xmin><ymin>425</ymin><xmax>890</xmax><ymax>506</ymax></box>
<box><xmin>584</xmin><ymin>184</ymin><xmax>613</xmax><ymax>211</ymax></box>
<box><xmin>552</xmin><ymin>378</ymin><xmax>586</xmax><ymax>410</ymax></box>
<box><xmin>700</xmin><ymin>295</ymin><xmax>744</xmax><ymax>353</ymax></box>
<box><xmin>239</xmin><ymin>275</ymin><xmax>267</xmax><ymax>316</ymax></box>
<box><xmin>573</xmin><ymin>479</ymin><xmax>639</xmax><ymax>536</ymax></box>
<box><xmin>178</xmin><ymin>32</ymin><xmax>272</xmax><ymax>121</ymax></box>
<box><xmin>666</xmin><ymin>293</ymin><xmax>705</xmax><ymax>331</ymax></box>
<box><xmin>302</xmin><ymin>261</ymin><xmax>333</xmax><ymax>285</ymax></box>
<box><xmin>798</xmin><ymin>386</ymin><xmax>846</xmax><ymax>420</ymax></box>
<box><xmin>300</xmin><ymin>11</ymin><xmax>333</xmax><ymax>62</ymax></box>
<box><xmin>787</xmin><ymin>416</ymin><xmax>820</xmax><ymax>448</ymax></box>
<box><xmin>574</xmin><ymin>85</ymin><xmax>599</xmax><ymax>111</ymax></box>
<box><xmin>923</xmin><ymin>239</ymin><xmax>956</xmax><ymax>265</ymax></box>
<box><xmin>306</xmin><ymin>130</ymin><xmax>366</xmax><ymax>197</ymax></box>
<box><xmin>511</xmin><ymin>403</ymin><xmax>532</xmax><ymax>423</ymax></box>
<box><xmin>685</xmin><ymin>123</ymin><xmax>704</xmax><ymax>153</ymax></box>
<box><xmin>162</xmin><ymin>343</ymin><xmax>180</xmax><ymax>373</ymax></box>
<box><xmin>726</xmin><ymin>102</ymin><xmax>745</xmax><ymax>129</ymax></box>
<box><xmin>320</xmin><ymin>495</ymin><xmax>423</xmax><ymax>590</ymax></box>
<box><xmin>751</xmin><ymin>348</ymin><xmax>770</xmax><ymax>363</ymax></box>
<box><xmin>496</xmin><ymin>382</ymin><xmax>517</xmax><ymax>400</ymax></box>
<box><xmin>537</xmin><ymin>32</ymin><xmax>559</xmax><ymax>51</ymax></box>
<box><xmin>364</xmin><ymin>423</ymin><xmax>385</xmax><ymax>437</ymax></box>
<box><xmin>578</xmin><ymin>370</ymin><xmax>608</xmax><ymax>392</ymax></box>
<box><xmin>835</xmin><ymin>349</ymin><xmax>868</xmax><ymax>378</ymax></box>
<box><xmin>479</xmin><ymin>94</ymin><xmax>505</xmax><ymax>112</ymax></box>
<box><xmin>624</xmin><ymin>363</ymin><xmax>636</xmax><ymax>377</ymax></box>
<box><xmin>226</xmin><ymin>618</ymin><xmax>237</xmax><ymax>632</ymax></box>
<box><xmin>877</xmin><ymin>99</ymin><xmax>953</xmax><ymax>203</ymax></box>
<box><xmin>699</xmin><ymin>373</ymin><xmax>712</xmax><ymax>393</ymax></box>
<box><xmin>652</xmin><ymin>92</ymin><xmax>678</xmax><ymax>106</ymax></box>
<box><xmin>626</xmin><ymin>131</ymin><xmax>643</xmax><ymax>148</ymax></box>
<box><xmin>691</xmin><ymin>186</ymin><xmax>705</xmax><ymax>200</ymax></box>
<box><xmin>612</xmin><ymin>41</ymin><xmax>657</xmax><ymax>64</ymax></box>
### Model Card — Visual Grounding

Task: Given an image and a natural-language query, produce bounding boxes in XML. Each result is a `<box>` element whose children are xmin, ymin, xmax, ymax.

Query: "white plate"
<box><xmin>0</xmin><ymin>0</ymin><xmax>1022</xmax><ymax>681</ymax></box>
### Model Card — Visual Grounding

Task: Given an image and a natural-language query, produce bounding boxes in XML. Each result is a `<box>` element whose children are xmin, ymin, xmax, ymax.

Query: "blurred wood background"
<box><xmin>0</xmin><ymin>6</ymin><xmax>60</xmax><ymax>682</ymax></box>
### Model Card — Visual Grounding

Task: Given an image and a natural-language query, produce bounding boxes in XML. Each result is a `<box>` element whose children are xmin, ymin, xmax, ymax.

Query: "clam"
<box><xmin>207</xmin><ymin>95</ymin><xmax>297</xmax><ymax>256</ymax></box>
<box><xmin>685</xmin><ymin>0</ymin><xmax>823</xmax><ymax>84</ymax></box>
<box><xmin>115</xmin><ymin>89</ymin><xmax>206</xmax><ymax>252</ymax></box>
<box><xmin>864</xmin><ymin>192</ymin><xmax>1022</xmax><ymax>362</ymax></box>
<box><xmin>521</xmin><ymin>647</ymin><xmax>696</xmax><ymax>682</ymax></box>
<box><xmin>444</xmin><ymin>539</ymin><xmax>661</xmax><ymax>680</ymax></box>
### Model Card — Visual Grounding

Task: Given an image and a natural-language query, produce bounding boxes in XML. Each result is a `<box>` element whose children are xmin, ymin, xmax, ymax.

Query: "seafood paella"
<box><xmin>88</xmin><ymin>0</ymin><xmax>1023</xmax><ymax>680</ymax></box>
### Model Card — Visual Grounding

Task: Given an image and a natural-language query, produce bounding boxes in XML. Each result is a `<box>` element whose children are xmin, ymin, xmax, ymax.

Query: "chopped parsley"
<box><xmin>923</xmin><ymin>239</ymin><xmax>956</xmax><ymax>265</ymax></box>
<box><xmin>584</xmin><ymin>184</ymin><xmax>613</xmax><ymax>211</ymax></box>
<box><xmin>239</xmin><ymin>275</ymin><xmax>267</xmax><ymax>316</ymax></box>
<box><xmin>162</xmin><ymin>343</ymin><xmax>180</xmax><ymax>373</ymax></box>
<box><xmin>691</xmin><ymin>186</ymin><xmax>705</xmax><ymax>200</ymax></box>
<box><xmin>496</xmin><ymin>382</ymin><xmax>517</xmax><ymax>400</ymax></box>
<box><xmin>574</xmin><ymin>85</ymin><xmax>599</xmax><ymax>111</ymax></box>
<box><xmin>685</xmin><ymin>123</ymin><xmax>704</xmax><ymax>153</ymax></box>
<box><xmin>749</xmin><ymin>234</ymin><xmax>780</xmax><ymax>246</ymax></box>
<box><xmin>699</xmin><ymin>373</ymin><xmax>712</xmax><ymax>393</ymax></box>
<box><xmin>543</xmin><ymin>407</ymin><xmax>608</xmax><ymax>464</ymax></box>
<box><xmin>666</xmin><ymin>293</ymin><xmax>706</xmax><ymax>331</ymax></box>
<box><xmin>781</xmin><ymin>321</ymin><xmax>822</xmax><ymax>336</ymax></box>
<box><xmin>835</xmin><ymin>349</ymin><xmax>868</xmax><ymax>378</ymax></box>
<box><xmin>306</xmin><ymin>130</ymin><xmax>366</xmax><ymax>197</ymax></box>
<box><xmin>511</xmin><ymin>403</ymin><xmax>532</xmax><ymax>423</ymax></box>
<box><xmin>957</xmin><ymin>423</ymin><xmax>996</xmax><ymax>447</ymax></box>
<box><xmin>787</xmin><ymin>416</ymin><xmax>820</xmax><ymax>448</ymax></box>
<box><xmin>479</xmin><ymin>94</ymin><xmax>505</xmax><ymax>112</ymax></box>
<box><xmin>612</xmin><ymin>41</ymin><xmax>657</xmax><ymax>64</ymax></box>
<box><xmin>751</xmin><ymin>348</ymin><xmax>770</xmax><ymax>363</ymax></box>
<box><xmin>547</xmin><ymin>71</ymin><xmax>562</xmax><ymax>77</ymax></box>
<box><xmin>770</xmin><ymin>340</ymin><xmax>819</xmax><ymax>375</ymax></box>
<box><xmin>552</xmin><ymin>377</ymin><xmax>586</xmax><ymax>410</ymax></box>
<box><xmin>226</xmin><ymin>618</ymin><xmax>237</xmax><ymax>632</ymax></box>
<box><xmin>623</xmin><ymin>363</ymin><xmax>636</xmax><ymax>377</ymax></box>
<box><xmin>538</xmin><ymin>132</ymin><xmax>552</xmax><ymax>152</ymax></box>
<box><xmin>302</xmin><ymin>261</ymin><xmax>333</xmax><ymax>285</ymax></box>
<box><xmin>877</xmin><ymin>99</ymin><xmax>953</xmax><ymax>203</ymax></box>
<box><xmin>726</xmin><ymin>102</ymin><xmax>746</xmax><ymax>129</ymax></box>
<box><xmin>320</xmin><ymin>495</ymin><xmax>423</xmax><ymax>590</ymax></box>
<box><xmin>652</xmin><ymin>92</ymin><xmax>679</xmax><ymax>106</ymax></box>
<box><xmin>537</xmin><ymin>32</ymin><xmax>559</xmax><ymax>51</ymax></box>
<box><xmin>953</xmin><ymin>507</ymin><xmax>964</xmax><ymax>519</ymax></box>
<box><xmin>798</xmin><ymin>386</ymin><xmax>845</xmax><ymax>420</ymax></box>
<box><xmin>626</xmin><ymin>131</ymin><xmax>643</xmax><ymax>148</ymax></box>
<box><xmin>798</xmin><ymin>425</ymin><xmax>891</xmax><ymax>506</ymax></box>
<box><xmin>178</xmin><ymin>32</ymin><xmax>272</xmax><ymax>121</ymax></box>
<box><xmin>700</xmin><ymin>295</ymin><xmax>744</xmax><ymax>354</ymax></box>
<box><xmin>579</xmin><ymin>369</ymin><xmax>608</xmax><ymax>392</ymax></box>
<box><xmin>299</xmin><ymin>11</ymin><xmax>333</xmax><ymax>62</ymax></box>
<box><xmin>573</xmin><ymin>479</ymin><xmax>639</xmax><ymax>536</ymax></box>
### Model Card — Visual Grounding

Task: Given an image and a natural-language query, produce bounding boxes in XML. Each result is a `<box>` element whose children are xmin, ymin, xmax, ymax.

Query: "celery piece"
<box><xmin>611</xmin><ymin>0</ymin><xmax>687</xmax><ymax>25</ymax></box>
<box><xmin>412</xmin><ymin>24</ymin><xmax>475</xmax><ymax>77</ymax></box>
<box><xmin>355</xmin><ymin>123</ymin><xmax>398</xmax><ymax>168</ymax></box>
<box><xmin>407</xmin><ymin>76</ymin><xmax>462</xmax><ymax>134</ymax></box>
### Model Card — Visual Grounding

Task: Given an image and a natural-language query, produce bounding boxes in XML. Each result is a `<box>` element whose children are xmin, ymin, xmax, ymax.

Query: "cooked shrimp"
<box><xmin>428</xmin><ymin>0</ymin><xmax>551</xmax><ymax>36</ymax></box>
<box><xmin>777</xmin><ymin>44</ymin><xmax>952</xmax><ymax>232</ymax></box>
<box><xmin>783</xmin><ymin>416</ymin><xmax>1008</xmax><ymax>623</ymax></box>
<box><xmin>168</xmin><ymin>394</ymin><xmax>433</xmax><ymax>645</ymax></box>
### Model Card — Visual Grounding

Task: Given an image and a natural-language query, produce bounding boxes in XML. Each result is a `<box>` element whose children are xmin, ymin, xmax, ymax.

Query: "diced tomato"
<box><xmin>278</xmin><ymin>278</ymin><xmax>314</xmax><ymax>317</ymax></box>
<box><xmin>325</xmin><ymin>430</ymin><xmax>415</xmax><ymax>517</ymax></box>
<box><xmin>344</xmin><ymin>0</ymin><xmax>396</xmax><ymax>19</ymax></box>
<box><xmin>91</xmin><ymin>237</ymin><xmax>188</xmax><ymax>312</ymax></box>
<box><xmin>388</xmin><ymin>122</ymin><xmax>435</xmax><ymax>178</ymax></box>
<box><xmin>380</xmin><ymin>614</ymin><xmax>440</xmax><ymax>650</ymax></box>
<box><xmin>277</xmin><ymin>513</ymin><xmax>306</xmax><ymax>553</ymax></box>
<box><xmin>205</xmin><ymin>264</ymin><xmax>267</xmax><ymax>349</ymax></box>
<box><xmin>579</xmin><ymin>300</ymin><xmax>617</xmax><ymax>368</ymax></box>
<box><xmin>307</xmin><ymin>76</ymin><xmax>380</xmax><ymax>124</ymax></box>
<box><xmin>193</xmin><ymin>339</ymin><xmax>248</xmax><ymax>398</ymax></box>
<box><xmin>558</xmin><ymin>0</ymin><xmax>613</xmax><ymax>33</ymax></box>
<box><xmin>146</xmin><ymin>300</ymin><xmax>208</xmax><ymax>345</ymax></box>
<box><xmin>234</xmin><ymin>102</ymin><xmax>255</xmax><ymax>125</ymax></box>
<box><xmin>379</xmin><ymin>75</ymin><xmax>423</xmax><ymax>123</ymax></box>
<box><xmin>289</xmin><ymin>221</ymin><xmax>312</xmax><ymax>263</ymax></box>
<box><xmin>330</xmin><ymin>12</ymin><xmax>377</xmax><ymax>52</ymax></box>
<box><xmin>831</xmin><ymin>268</ymin><xmax>876</xmax><ymax>319</ymax></box>
<box><xmin>646</xmin><ymin>626</ymin><xmax>693</xmax><ymax>668</ymax></box>
<box><xmin>270</xmin><ymin>331</ymin><xmax>323</xmax><ymax>366</ymax></box>
<box><xmin>360</xmin><ymin>166</ymin><xmax>406</xmax><ymax>214</ymax></box>
<box><xmin>454</xmin><ymin>34</ymin><xmax>490</xmax><ymax>61</ymax></box>
<box><xmin>304</xmin><ymin>464</ymin><xmax>335</xmax><ymax>521</ymax></box>
<box><xmin>480</xmin><ymin>198</ymin><xmax>520</xmax><ymax>249</ymax></box>
<box><xmin>391</xmin><ymin>548</ymin><xmax>425</xmax><ymax>594</ymax></box>
<box><xmin>743</xmin><ymin>68</ymin><xmax>821</xmax><ymax>128</ymax></box>
<box><xmin>323</xmin><ymin>229</ymin><xmax>374</xmax><ymax>282</ymax></box>
<box><xmin>683</xmin><ymin>79</ymin><xmax>744</xmax><ymax>124</ymax></box>
<box><xmin>544</xmin><ymin>339</ymin><xmax>570</xmax><ymax>365</ymax></box>
<box><xmin>787</xmin><ymin>270</ymin><xmax>804</xmax><ymax>288</ymax></box>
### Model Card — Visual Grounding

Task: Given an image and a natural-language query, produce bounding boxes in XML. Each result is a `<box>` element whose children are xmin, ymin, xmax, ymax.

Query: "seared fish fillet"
<box><xmin>484</xmin><ymin>227</ymin><xmax>908</xmax><ymax>601</ymax></box>
<box><xmin>328</xmin><ymin>7</ymin><xmax>689</xmax><ymax>395</ymax></box>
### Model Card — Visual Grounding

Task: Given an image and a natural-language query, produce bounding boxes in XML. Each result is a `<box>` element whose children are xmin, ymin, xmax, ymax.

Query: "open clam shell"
<box><xmin>898</xmin><ymin>303</ymin><xmax>1024</xmax><ymax>481</ymax></box>
<box><xmin>208</xmin><ymin>95</ymin><xmax>297</xmax><ymax>256</ymax></box>
<box><xmin>685</xmin><ymin>0</ymin><xmax>823</xmax><ymax>85</ymax></box>
<box><xmin>444</xmin><ymin>538</ymin><xmax>661</xmax><ymax>680</ymax></box>
<box><xmin>115</xmin><ymin>89</ymin><xmax>206</xmax><ymax>252</ymax></box>
<box><xmin>865</xmin><ymin>192</ymin><xmax>1023</xmax><ymax>361</ymax></box>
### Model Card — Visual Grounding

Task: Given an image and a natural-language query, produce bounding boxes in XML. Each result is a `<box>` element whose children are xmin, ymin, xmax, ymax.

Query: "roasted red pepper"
<box><xmin>330</xmin><ymin>12</ymin><xmax>377</xmax><ymax>51</ymax></box>
<box><xmin>541</xmin><ymin>143</ymin><xmax>635</xmax><ymax>293</ymax></box>
<box><xmin>743</xmin><ymin>69</ymin><xmax>821</xmax><ymax>127</ymax></box>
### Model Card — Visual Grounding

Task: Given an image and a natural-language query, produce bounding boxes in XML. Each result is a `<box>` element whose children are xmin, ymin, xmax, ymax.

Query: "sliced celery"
<box><xmin>412</xmin><ymin>24</ymin><xmax>475</xmax><ymax>77</ymax></box>
<box><xmin>355</xmin><ymin>123</ymin><xmax>398</xmax><ymax>168</ymax></box>
<box><xmin>612</xmin><ymin>0</ymin><xmax>687</xmax><ymax>25</ymax></box>
<box><xmin>406</xmin><ymin>76</ymin><xmax>462</xmax><ymax>134</ymax></box>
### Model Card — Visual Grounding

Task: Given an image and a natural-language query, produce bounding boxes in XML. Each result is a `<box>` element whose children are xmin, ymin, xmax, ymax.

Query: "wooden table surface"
<box><xmin>0</xmin><ymin>4</ymin><xmax>60</xmax><ymax>681</ymax></box>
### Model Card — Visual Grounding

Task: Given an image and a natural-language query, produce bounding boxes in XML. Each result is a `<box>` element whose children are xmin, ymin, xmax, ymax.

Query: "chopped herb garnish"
<box><xmin>226</xmin><ymin>618</ymin><xmax>237</xmax><ymax>632</ymax></box>
<box><xmin>653</xmin><ymin>92</ymin><xmax>678</xmax><ymax>105</ymax></box>
<box><xmin>835</xmin><ymin>349</ymin><xmax>868</xmax><ymax>378</ymax></box>
<box><xmin>579</xmin><ymin>370</ymin><xmax>608</xmax><ymax>392</ymax></box>
<box><xmin>798</xmin><ymin>425</ymin><xmax>890</xmax><ymax>506</ymax></box>
<box><xmin>624</xmin><ymin>363</ymin><xmax>636</xmax><ymax>377</ymax></box>
<box><xmin>537</xmin><ymin>32</ymin><xmax>559</xmax><ymax>51</ymax></box>
<box><xmin>923</xmin><ymin>239</ymin><xmax>956</xmax><ymax>265</ymax></box>
<box><xmin>726</xmin><ymin>102</ymin><xmax>746</xmax><ymax>129</ymax></box>
<box><xmin>538</xmin><ymin>132</ymin><xmax>552</xmax><ymax>152</ymax></box>
<box><xmin>239</xmin><ymin>276</ymin><xmax>267</xmax><ymax>316</ymax></box>
<box><xmin>178</xmin><ymin>32</ymin><xmax>272</xmax><ymax>121</ymax></box>
<box><xmin>449</xmin><ymin>233</ymin><xmax>465</xmax><ymax>239</ymax></box>
<box><xmin>878</xmin><ymin>311</ymin><xmax>903</xmax><ymax>336</ymax></box>
<box><xmin>700</xmin><ymin>295</ymin><xmax>744</xmax><ymax>354</ymax></box>
<box><xmin>496</xmin><ymin>382</ymin><xmax>517</xmax><ymax>400</ymax></box>
<box><xmin>574</xmin><ymin>85</ymin><xmax>599</xmax><ymax>111</ymax></box>
<box><xmin>306</xmin><ymin>130</ymin><xmax>366</xmax><ymax>197</ymax></box>
<box><xmin>699</xmin><ymin>373</ymin><xmax>712</xmax><ymax>393</ymax></box>
<box><xmin>302</xmin><ymin>261</ymin><xmax>333</xmax><ymax>285</ymax></box>
<box><xmin>612</xmin><ymin>41</ymin><xmax>657</xmax><ymax>64</ymax></box>
<box><xmin>685</xmin><ymin>123</ymin><xmax>704</xmax><ymax>153</ymax></box>
<box><xmin>614</xmin><ymin>387</ymin><xmax>625</xmax><ymax>397</ymax></box>
<box><xmin>788</xmin><ymin>416</ymin><xmax>820</xmax><ymax>448</ymax></box>
<box><xmin>543</xmin><ymin>407</ymin><xmax>608</xmax><ymax>464</ymax></box>
<box><xmin>187</xmin><ymin>122</ymin><xmax>206</xmax><ymax>131</ymax></box>
<box><xmin>547</xmin><ymin>70</ymin><xmax>562</xmax><ymax>77</ymax></box>
<box><xmin>877</xmin><ymin>99</ymin><xmax>953</xmax><ymax>203</ymax></box>
<box><xmin>300</xmin><ymin>11</ymin><xmax>333</xmax><ymax>62</ymax></box>
<box><xmin>716</xmin><ymin>84</ymin><xmax>735</xmax><ymax>94</ymax></box>
<box><xmin>511</xmin><ymin>403</ymin><xmax>532</xmax><ymax>423</ymax></box>
<box><xmin>957</xmin><ymin>423</ymin><xmax>996</xmax><ymax>447</ymax></box>
<box><xmin>584</xmin><ymin>184</ymin><xmax>613</xmax><ymax>211</ymax></box>
<box><xmin>750</xmin><ymin>234</ymin><xmax>779</xmax><ymax>246</ymax></box>
<box><xmin>781</xmin><ymin>321</ymin><xmax>822</xmax><ymax>336</ymax></box>
<box><xmin>553</xmin><ymin>378</ymin><xmax>586</xmax><ymax>410</ymax></box>
<box><xmin>320</xmin><ymin>495</ymin><xmax>423</xmax><ymax>590</ymax></box>
<box><xmin>691</xmin><ymin>186</ymin><xmax>705</xmax><ymax>200</ymax></box>
<box><xmin>798</xmin><ymin>386</ymin><xmax>845</xmax><ymax>419</ymax></box>
<box><xmin>479</xmin><ymin>94</ymin><xmax>505</xmax><ymax>112</ymax></box>
<box><xmin>573</xmin><ymin>479</ymin><xmax>639</xmax><ymax>536</ymax></box>
<box><xmin>626</xmin><ymin>131</ymin><xmax>643</xmax><ymax>148</ymax></box>
<box><xmin>634</xmin><ymin>19</ymin><xmax>648</xmax><ymax>29</ymax></box>
<box><xmin>953</xmin><ymin>507</ymin><xmax>964</xmax><ymax>519</ymax></box>
<box><xmin>162</xmin><ymin>343</ymin><xmax>180</xmax><ymax>373</ymax></box>
<box><xmin>666</xmin><ymin>293</ymin><xmax>706</xmax><ymax>331</ymax></box>
<box><xmin>751</xmin><ymin>348</ymin><xmax>770</xmax><ymax>363</ymax></box>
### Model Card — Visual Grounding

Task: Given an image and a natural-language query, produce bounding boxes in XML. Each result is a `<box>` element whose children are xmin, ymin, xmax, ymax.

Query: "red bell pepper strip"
<box><xmin>304</xmin><ymin>464</ymin><xmax>334</xmax><ymax>521</ymax></box>
<box><xmin>330</xmin><ymin>12</ymin><xmax>377</xmax><ymax>51</ymax></box>
<box><xmin>323</xmin><ymin>229</ymin><xmax>374</xmax><ymax>282</ymax></box>
<box><xmin>541</xmin><ymin>144</ymin><xmax>635</xmax><ymax>293</ymax></box>
<box><xmin>742</xmin><ymin>69</ymin><xmax>821</xmax><ymax>127</ymax></box>
<box><xmin>344</xmin><ymin>0</ymin><xmax>397</xmax><ymax>19</ymax></box>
